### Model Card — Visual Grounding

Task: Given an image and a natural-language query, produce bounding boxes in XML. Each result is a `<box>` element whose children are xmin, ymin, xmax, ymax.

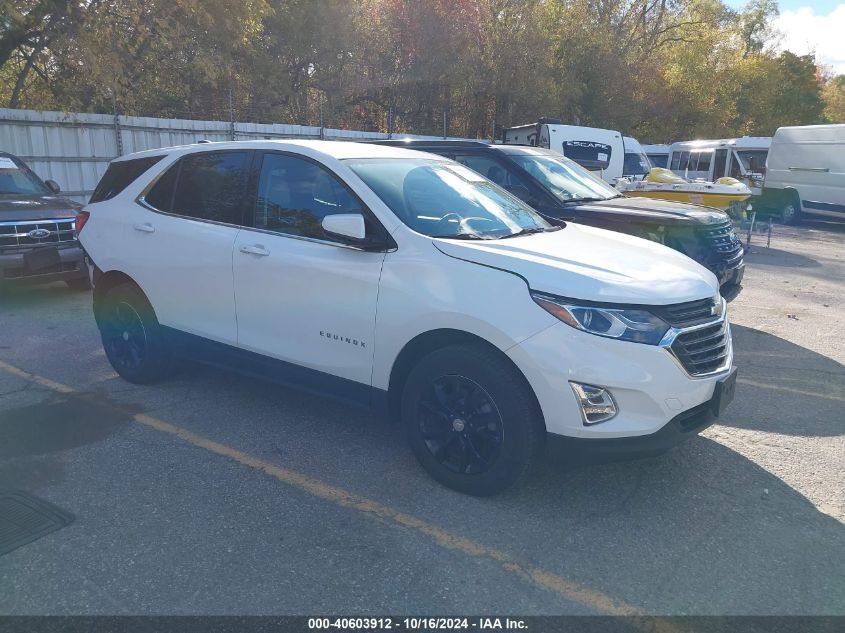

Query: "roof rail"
<box><xmin>373</xmin><ymin>139</ymin><xmax>491</xmax><ymax>147</ymax></box>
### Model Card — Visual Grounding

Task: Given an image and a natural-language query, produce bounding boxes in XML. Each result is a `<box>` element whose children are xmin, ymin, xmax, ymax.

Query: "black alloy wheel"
<box><xmin>402</xmin><ymin>343</ymin><xmax>545</xmax><ymax>496</ymax></box>
<box><xmin>418</xmin><ymin>374</ymin><xmax>504</xmax><ymax>475</ymax></box>
<box><xmin>97</xmin><ymin>283</ymin><xmax>175</xmax><ymax>384</ymax></box>
<box><xmin>101</xmin><ymin>300</ymin><xmax>148</xmax><ymax>374</ymax></box>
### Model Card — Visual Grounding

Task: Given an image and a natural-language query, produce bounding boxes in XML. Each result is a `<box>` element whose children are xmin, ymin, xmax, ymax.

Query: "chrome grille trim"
<box><xmin>0</xmin><ymin>219</ymin><xmax>77</xmax><ymax>249</ymax></box>
<box><xmin>660</xmin><ymin>297</ymin><xmax>732</xmax><ymax>378</ymax></box>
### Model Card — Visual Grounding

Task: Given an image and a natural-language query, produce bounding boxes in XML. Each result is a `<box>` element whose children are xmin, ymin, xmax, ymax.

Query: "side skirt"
<box><xmin>161</xmin><ymin>326</ymin><xmax>389</xmax><ymax>417</ymax></box>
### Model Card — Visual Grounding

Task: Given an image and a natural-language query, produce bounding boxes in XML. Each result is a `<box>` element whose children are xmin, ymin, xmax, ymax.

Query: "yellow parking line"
<box><xmin>737</xmin><ymin>377</ymin><xmax>845</xmax><ymax>403</ymax></box>
<box><xmin>0</xmin><ymin>358</ymin><xmax>680</xmax><ymax>626</ymax></box>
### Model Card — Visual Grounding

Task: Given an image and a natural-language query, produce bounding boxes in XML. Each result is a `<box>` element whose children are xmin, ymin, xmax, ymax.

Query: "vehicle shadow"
<box><xmin>741</xmin><ymin>239</ymin><xmax>822</xmax><ymax>268</ymax></box>
<box><xmin>727</xmin><ymin>324</ymin><xmax>844</xmax><ymax>437</ymax></box>
<box><xmin>141</xmin><ymin>361</ymin><xmax>845</xmax><ymax>614</ymax></box>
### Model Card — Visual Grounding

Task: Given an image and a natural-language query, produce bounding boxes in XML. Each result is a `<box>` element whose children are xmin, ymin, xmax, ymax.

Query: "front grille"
<box><xmin>671</xmin><ymin>320</ymin><xmax>730</xmax><ymax>376</ymax></box>
<box><xmin>0</xmin><ymin>219</ymin><xmax>77</xmax><ymax>249</ymax></box>
<box><xmin>652</xmin><ymin>297</ymin><xmax>717</xmax><ymax>328</ymax></box>
<box><xmin>697</xmin><ymin>221</ymin><xmax>743</xmax><ymax>264</ymax></box>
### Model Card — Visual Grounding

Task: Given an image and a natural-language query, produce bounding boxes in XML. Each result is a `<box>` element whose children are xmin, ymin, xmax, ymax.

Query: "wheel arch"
<box><xmin>385</xmin><ymin>328</ymin><xmax>544</xmax><ymax>429</ymax></box>
<box><xmin>93</xmin><ymin>270</ymin><xmax>150</xmax><ymax>323</ymax></box>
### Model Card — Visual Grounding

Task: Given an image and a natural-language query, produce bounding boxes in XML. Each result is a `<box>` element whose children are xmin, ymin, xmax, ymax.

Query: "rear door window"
<box><xmin>145</xmin><ymin>151</ymin><xmax>252</xmax><ymax>224</ymax></box>
<box><xmin>90</xmin><ymin>155</ymin><xmax>164</xmax><ymax>203</ymax></box>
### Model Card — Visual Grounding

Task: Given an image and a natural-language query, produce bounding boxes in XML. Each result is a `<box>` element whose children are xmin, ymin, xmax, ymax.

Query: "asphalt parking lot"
<box><xmin>1</xmin><ymin>220</ymin><xmax>843</xmax><ymax>617</ymax></box>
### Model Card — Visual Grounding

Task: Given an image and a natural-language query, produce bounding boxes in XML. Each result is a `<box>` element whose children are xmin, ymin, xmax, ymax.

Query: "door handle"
<box><xmin>133</xmin><ymin>222</ymin><xmax>155</xmax><ymax>233</ymax></box>
<box><xmin>239</xmin><ymin>244</ymin><xmax>270</xmax><ymax>257</ymax></box>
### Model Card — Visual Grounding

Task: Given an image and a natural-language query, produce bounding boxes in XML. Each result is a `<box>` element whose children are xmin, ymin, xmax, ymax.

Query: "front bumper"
<box><xmin>713</xmin><ymin>257</ymin><xmax>745</xmax><ymax>294</ymax></box>
<box><xmin>548</xmin><ymin>370</ymin><xmax>735</xmax><ymax>458</ymax></box>
<box><xmin>506</xmin><ymin>320</ymin><xmax>735</xmax><ymax>440</ymax></box>
<box><xmin>0</xmin><ymin>243</ymin><xmax>87</xmax><ymax>284</ymax></box>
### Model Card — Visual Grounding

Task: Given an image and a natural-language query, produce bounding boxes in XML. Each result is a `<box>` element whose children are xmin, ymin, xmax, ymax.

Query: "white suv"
<box><xmin>78</xmin><ymin>140</ymin><xmax>737</xmax><ymax>495</ymax></box>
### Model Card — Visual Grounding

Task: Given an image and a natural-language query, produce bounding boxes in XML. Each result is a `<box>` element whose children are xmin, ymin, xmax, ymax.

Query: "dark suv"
<box><xmin>0</xmin><ymin>152</ymin><xmax>89</xmax><ymax>289</ymax></box>
<box><xmin>376</xmin><ymin>140</ymin><xmax>744</xmax><ymax>297</ymax></box>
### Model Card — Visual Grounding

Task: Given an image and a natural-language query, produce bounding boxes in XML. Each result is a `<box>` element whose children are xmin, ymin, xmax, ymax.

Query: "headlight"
<box><xmin>531</xmin><ymin>292</ymin><xmax>670</xmax><ymax>345</ymax></box>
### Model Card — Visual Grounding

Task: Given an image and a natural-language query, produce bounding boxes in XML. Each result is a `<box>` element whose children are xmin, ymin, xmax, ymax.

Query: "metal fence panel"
<box><xmin>1</xmin><ymin>107</ymin><xmax>477</xmax><ymax>203</ymax></box>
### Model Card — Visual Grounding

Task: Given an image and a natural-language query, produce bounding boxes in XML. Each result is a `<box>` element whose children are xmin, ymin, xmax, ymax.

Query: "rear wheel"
<box><xmin>401</xmin><ymin>344</ymin><xmax>545</xmax><ymax>496</ymax></box>
<box><xmin>781</xmin><ymin>199</ymin><xmax>801</xmax><ymax>225</ymax></box>
<box><xmin>97</xmin><ymin>283</ymin><xmax>175</xmax><ymax>384</ymax></box>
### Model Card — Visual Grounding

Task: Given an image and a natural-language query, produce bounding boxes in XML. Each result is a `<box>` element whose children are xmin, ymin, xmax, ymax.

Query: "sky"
<box><xmin>726</xmin><ymin>1</ymin><xmax>845</xmax><ymax>74</ymax></box>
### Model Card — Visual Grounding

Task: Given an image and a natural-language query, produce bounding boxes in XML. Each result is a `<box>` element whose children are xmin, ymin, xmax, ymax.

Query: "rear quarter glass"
<box><xmin>89</xmin><ymin>155</ymin><xmax>165</xmax><ymax>203</ymax></box>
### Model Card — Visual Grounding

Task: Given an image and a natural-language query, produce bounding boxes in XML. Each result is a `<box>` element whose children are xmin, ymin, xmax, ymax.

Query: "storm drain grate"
<box><xmin>0</xmin><ymin>491</ymin><xmax>74</xmax><ymax>556</ymax></box>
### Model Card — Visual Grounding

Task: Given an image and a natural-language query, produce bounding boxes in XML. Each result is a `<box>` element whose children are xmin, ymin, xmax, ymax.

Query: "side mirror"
<box><xmin>322</xmin><ymin>213</ymin><xmax>367</xmax><ymax>241</ymax></box>
<box><xmin>45</xmin><ymin>179</ymin><xmax>61</xmax><ymax>194</ymax></box>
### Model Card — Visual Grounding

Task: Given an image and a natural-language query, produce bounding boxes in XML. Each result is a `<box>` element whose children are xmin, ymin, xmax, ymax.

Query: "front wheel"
<box><xmin>401</xmin><ymin>344</ymin><xmax>545</xmax><ymax>496</ymax></box>
<box><xmin>97</xmin><ymin>283</ymin><xmax>175</xmax><ymax>384</ymax></box>
<box><xmin>781</xmin><ymin>200</ymin><xmax>801</xmax><ymax>225</ymax></box>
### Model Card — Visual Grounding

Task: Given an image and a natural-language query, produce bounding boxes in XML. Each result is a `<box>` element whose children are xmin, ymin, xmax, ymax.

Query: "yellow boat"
<box><xmin>618</xmin><ymin>168</ymin><xmax>752</xmax><ymax>211</ymax></box>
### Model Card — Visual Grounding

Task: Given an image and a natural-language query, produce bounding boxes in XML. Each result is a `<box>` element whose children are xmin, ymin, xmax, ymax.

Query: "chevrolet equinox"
<box><xmin>79</xmin><ymin>141</ymin><xmax>737</xmax><ymax>495</ymax></box>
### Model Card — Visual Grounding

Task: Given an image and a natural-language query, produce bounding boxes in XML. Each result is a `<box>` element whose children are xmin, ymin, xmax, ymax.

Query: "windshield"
<box><xmin>0</xmin><ymin>155</ymin><xmax>50</xmax><ymax>196</ymax></box>
<box><xmin>509</xmin><ymin>153</ymin><xmax>619</xmax><ymax>203</ymax></box>
<box><xmin>623</xmin><ymin>152</ymin><xmax>652</xmax><ymax>176</ymax></box>
<box><xmin>345</xmin><ymin>158</ymin><xmax>552</xmax><ymax>239</ymax></box>
<box><xmin>735</xmin><ymin>150</ymin><xmax>768</xmax><ymax>173</ymax></box>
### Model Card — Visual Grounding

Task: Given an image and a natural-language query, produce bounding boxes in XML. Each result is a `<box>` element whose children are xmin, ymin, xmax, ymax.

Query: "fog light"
<box><xmin>570</xmin><ymin>382</ymin><xmax>617</xmax><ymax>425</ymax></box>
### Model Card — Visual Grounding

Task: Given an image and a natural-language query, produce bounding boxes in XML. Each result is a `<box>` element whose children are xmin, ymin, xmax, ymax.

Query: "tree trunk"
<box><xmin>9</xmin><ymin>43</ymin><xmax>45</xmax><ymax>108</ymax></box>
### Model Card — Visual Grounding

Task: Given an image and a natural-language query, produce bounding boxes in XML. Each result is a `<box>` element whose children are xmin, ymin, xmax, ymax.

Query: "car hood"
<box><xmin>433</xmin><ymin>224</ymin><xmax>718</xmax><ymax>305</ymax></box>
<box><xmin>566</xmin><ymin>196</ymin><xmax>729</xmax><ymax>226</ymax></box>
<box><xmin>0</xmin><ymin>194</ymin><xmax>81</xmax><ymax>221</ymax></box>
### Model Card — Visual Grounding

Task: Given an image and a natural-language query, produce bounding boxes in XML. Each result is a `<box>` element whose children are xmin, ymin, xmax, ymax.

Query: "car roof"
<box><xmin>112</xmin><ymin>139</ymin><xmax>437</xmax><ymax>163</ymax></box>
<box><xmin>374</xmin><ymin>139</ymin><xmax>564</xmax><ymax>157</ymax></box>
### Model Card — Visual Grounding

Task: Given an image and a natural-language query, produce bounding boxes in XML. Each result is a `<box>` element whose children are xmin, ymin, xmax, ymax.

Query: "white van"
<box><xmin>757</xmin><ymin>124</ymin><xmax>845</xmax><ymax>224</ymax></box>
<box><xmin>503</xmin><ymin>120</ymin><xmax>652</xmax><ymax>184</ymax></box>
<box><xmin>668</xmin><ymin>138</ymin><xmax>771</xmax><ymax>195</ymax></box>
<box><xmin>643</xmin><ymin>144</ymin><xmax>671</xmax><ymax>168</ymax></box>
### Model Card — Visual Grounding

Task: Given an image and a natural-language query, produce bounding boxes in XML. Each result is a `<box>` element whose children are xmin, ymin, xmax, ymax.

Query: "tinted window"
<box><xmin>648</xmin><ymin>154</ymin><xmax>668</xmax><ymax>168</ymax></box>
<box><xmin>144</xmin><ymin>161</ymin><xmax>180</xmax><ymax>212</ymax></box>
<box><xmin>713</xmin><ymin>149</ymin><xmax>728</xmax><ymax>178</ymax></box>
<box><xmin>697</xmin><ymin>151</ymin><xmax>712</xmax><ymax>173</ymax></box>
<box><xmin>254</xmin><ymin>154</ymin><xmax>364</xmax><ymax>240</ymax></box>
<box><xmin>561</xmin><ymin>141</ymin><xmax>612</xmax><ymax>170</ymax></box>
<box><xmin>678</xmin><ymin>152</ymin><xmax>690</xmax><ymax>171</ymax></box>
<box><xmin>670</xmin><ymin>152</ymin><xmax>681</xmax><ymax>170</ymax></box>
<box><xmin>0</xmin><ymin>154</ymin><xmax>49</xmax><ymax>196</ymax></box>
<box><xmin>623</xmin><ymin>152</ymin><xmax>651</xmax><ymax>176</ymax></box>
<box><xmin>453</xmin><ymin>154</ymin><xmax>531</xmax><ymax>190</ymax></box>
<box><xmin>170</xmin><ymin>151</ymin><xmax>251</xmax><ymax>223</ymax></box>
<box><xmin>90</xmin><ymin>155</ymin><xmax>164</xmax><ymax>203</ymax></box>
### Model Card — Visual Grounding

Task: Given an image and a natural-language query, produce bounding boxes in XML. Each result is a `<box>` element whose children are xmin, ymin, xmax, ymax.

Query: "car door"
<box><xmin>232</xmin><ymin>151</ymin><xmax>388</xmax><ymax>396</ymax></box>
<box><xmin>131</xmin><ymin>150</ymin><xmax>252</xmax><ymax>345</ymax></box>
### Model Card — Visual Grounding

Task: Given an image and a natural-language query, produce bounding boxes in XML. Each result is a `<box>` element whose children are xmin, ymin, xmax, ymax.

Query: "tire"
<box><xmin>781</xmin><ymin>199</ymin><xmax>801</xmax><ymax>225</ymax></box>
<box><xmin>401</xmin><ymin>344</ymin><xmax>545</xmax><ymax>496</ymax></box>
<box><xmin>66</xmin><ymin>276</ymin><xmax>91</xmax><ymax>291</ymax></box>
<box><xmin>96</xmin><ymin>282</ymin><xmax>175</xmax><ymax>384</ymax></box>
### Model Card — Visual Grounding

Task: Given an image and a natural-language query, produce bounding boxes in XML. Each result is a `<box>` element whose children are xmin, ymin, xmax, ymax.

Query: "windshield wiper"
<box><xmin>431</xmin><ymin>232</ymin><xmax>494</xmax><ymax>240</ymax></box>
<box><xmin>499</xmin><ymin>226</ymin><xmax>561</xmax><ymax>239</ymax></box>
<box><xmin>562</xmin><ymin>196</ymin><xmax>616</xmax><ymax>204</ymax></box>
